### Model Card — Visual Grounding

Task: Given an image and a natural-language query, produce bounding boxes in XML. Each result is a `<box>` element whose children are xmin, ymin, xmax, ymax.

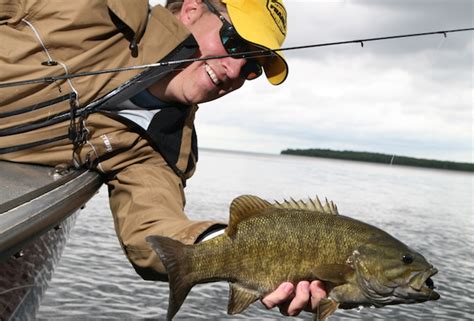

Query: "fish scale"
<box><xmin>147</xmin><ymin>194</ymin><xmax>439</xmax><ymax>321</ymax></box>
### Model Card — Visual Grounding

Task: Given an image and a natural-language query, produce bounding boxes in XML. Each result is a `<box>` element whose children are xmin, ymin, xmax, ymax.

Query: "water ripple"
<box><xmin>38</xmin><ymin>151</ymin><xmax>474</xmax><ymax>320</ymax></box>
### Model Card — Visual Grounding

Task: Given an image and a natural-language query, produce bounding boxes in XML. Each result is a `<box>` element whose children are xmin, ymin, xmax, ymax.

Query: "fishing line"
<box><xmin>0</xmin><ymin>283</ymin><xmax>36</xmax><ymax>295</ymax></box>
<box><xmin>0</xmin><ymin>27</ymin><xmax>472</xmax><ymax>89</ymax></box>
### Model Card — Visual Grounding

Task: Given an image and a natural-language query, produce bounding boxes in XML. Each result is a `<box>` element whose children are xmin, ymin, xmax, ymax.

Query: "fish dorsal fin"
<box><xmin>227</xmin><ymin>195</ymin><xmax>272</xmax><ymax>237</ymax></box>
<box><xmin>273</xmin><ymin>196</ymin><xmax>339</xmax><ymax>215</ymax></box>
<box><xmin>227</xmin><ymin>283</ymin><xmax>260</xmax><ymax>314</ymax></box>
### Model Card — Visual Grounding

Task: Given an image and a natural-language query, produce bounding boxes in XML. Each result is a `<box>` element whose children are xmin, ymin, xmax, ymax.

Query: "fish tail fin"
<box><xmin>146</xmin><ymin>235</ymin><xmax>194</xmax><ymax>321</ymax></box>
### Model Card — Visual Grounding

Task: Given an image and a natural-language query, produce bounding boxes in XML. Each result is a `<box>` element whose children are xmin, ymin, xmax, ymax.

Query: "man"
<box><xmin>0</xmin><ymin>0</ymin><xmax>325</xmax><ymax>316</ymax></box>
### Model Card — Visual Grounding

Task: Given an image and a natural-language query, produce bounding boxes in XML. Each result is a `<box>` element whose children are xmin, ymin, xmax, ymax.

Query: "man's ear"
<box><xmin>179</xmin><ymin>0</ymin><xmax>205</xmax><ymax>26</ymax></box>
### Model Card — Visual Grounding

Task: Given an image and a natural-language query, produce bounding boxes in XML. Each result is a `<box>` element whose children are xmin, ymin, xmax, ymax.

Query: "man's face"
<box><xmin>150</xmin><ymin>0</ymin><xmax>248</xmax><ymax>105</ymax></box>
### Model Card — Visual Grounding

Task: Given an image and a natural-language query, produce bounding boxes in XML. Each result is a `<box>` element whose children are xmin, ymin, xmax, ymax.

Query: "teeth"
<box><xmin>205</xmin><ymin>64</ymin><xmax>220</xmax><ymax>85</ymax></box>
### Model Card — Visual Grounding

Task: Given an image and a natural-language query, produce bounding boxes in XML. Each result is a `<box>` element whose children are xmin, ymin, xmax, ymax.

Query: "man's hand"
<box><xmin>261</xmin><ymin>281</ymin><xmax>326</xmax><ymax>316</ymax></box>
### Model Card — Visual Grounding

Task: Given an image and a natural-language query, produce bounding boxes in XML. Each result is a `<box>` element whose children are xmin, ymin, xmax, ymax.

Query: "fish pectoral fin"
<box><xmin>313</xmin><ymin>298</ymin><xmax>339</xmax><ymax>321</ymax></box>
<box><xmin>227</xmin><ymin>283</ymin><xmax>260</xmax><ymax>315</ymax></box>
<box><xmin>312</xmin><ymin>264</ymin><xmax>353</xmax><ymax>285</ymax></box>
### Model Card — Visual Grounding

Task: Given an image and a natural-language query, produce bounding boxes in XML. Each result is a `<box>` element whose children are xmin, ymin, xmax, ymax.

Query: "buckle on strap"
<box><xmin>68</xmin><ymin>93</ymin><xmax>91</xmax><ymax>168</ymax></box>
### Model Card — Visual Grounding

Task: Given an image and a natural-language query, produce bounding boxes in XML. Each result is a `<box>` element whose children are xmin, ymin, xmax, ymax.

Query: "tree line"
<box><xmin>281</xmin><ymin>148</ymin><xmax>473</xmax><ymax>172</ymax></box>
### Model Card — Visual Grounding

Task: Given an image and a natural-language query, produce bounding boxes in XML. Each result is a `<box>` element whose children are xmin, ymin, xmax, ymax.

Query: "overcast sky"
<box><xmin>151</xmin><ymin>0</ymin><xmax>473</xmax><ymax>162</ymax></box>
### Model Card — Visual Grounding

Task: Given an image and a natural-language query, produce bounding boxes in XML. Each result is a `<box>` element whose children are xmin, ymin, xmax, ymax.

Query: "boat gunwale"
<box><xmin>0</xmin><ymin>166</ymin><xmax>103</xmax><ymax>261</ymax></box>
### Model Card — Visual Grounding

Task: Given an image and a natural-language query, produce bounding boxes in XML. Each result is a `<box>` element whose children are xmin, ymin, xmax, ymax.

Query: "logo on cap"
<box><xmin>266</xmin><ymin>0</ymin><xmax>287</xmax><ymax>36</ymax></box>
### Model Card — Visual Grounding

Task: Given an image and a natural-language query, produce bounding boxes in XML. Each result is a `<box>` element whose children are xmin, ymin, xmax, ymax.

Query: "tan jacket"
<box><xmin>0</xmin><ymin>0</ymin><xmax>198</xmax><ymax>179</ymax></box>
<box><xmin>0</xmin><ymin>0</ymin><xmax>222</xmax><ymax>280</ymax></box>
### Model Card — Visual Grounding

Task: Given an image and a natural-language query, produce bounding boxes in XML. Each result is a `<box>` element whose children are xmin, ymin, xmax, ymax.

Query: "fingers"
<box><xmin>285</xmin><ymin>281</ymin><xmax>310</xmax><ymax>316</ymax></box>
<box><xmin>261</xmin><ymin>282</ymin><xmax>294</xmax><ymax>310</ymax></box>
<box><xmin>261</xmin><ymin>281</ymin><xmax>327</xmax><ymax>317</ymax></box>
<box><xmin>309</xmin><ymin>280</ymin><xmax>327</xmax><ymax>311</ymax></box>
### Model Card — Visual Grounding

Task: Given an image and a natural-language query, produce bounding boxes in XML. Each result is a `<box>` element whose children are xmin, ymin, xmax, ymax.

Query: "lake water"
<box><xmin>37</xmin><ymin>149</ymin><xmax>473</xmax><ymax>320</ymax></box>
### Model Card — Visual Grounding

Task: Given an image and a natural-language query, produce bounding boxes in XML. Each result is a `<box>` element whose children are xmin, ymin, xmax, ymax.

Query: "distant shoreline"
<box><xmin>281</xmin><ymin>148</ymin><xmax>474</xmax><ymax>172</ymax></box>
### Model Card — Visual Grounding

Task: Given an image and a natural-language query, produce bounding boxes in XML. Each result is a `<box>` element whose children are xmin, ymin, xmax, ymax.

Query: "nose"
<box><xmin>222</xmin><ymin>56</ymin><xmax>247</xmax><ymax>80</ymax></box>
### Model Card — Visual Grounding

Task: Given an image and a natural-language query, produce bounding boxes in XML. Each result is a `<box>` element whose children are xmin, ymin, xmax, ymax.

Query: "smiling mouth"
<box><xmin>205</xmin><ymin>63</ymin><xmax>221</xmax><ymax>86</ymax></box>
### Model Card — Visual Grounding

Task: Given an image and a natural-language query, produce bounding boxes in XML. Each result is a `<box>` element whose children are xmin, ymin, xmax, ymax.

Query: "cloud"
<box><xmin>284</xmin><ymin>0</ymin><xmax>473</xmax><ymax>59</ymax></box>
<box><xmin>199</xmin><ymin>50</ymin><xmax>472</xmax><ymax>161</ymax></box>
<box><xmin>149</xmin><ymin>0</ymin><xmax>473</xmax><ymax>162</ymax></box>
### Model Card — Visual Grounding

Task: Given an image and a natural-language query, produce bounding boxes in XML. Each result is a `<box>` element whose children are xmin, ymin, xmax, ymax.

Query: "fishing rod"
<box><xmin>0</xmin><ymin>27</ymin><xmax>472</xmax><ymax>89</ymax></box>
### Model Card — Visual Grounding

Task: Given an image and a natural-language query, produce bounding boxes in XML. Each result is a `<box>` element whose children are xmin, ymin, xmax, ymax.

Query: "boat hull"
<box><xmin>0</xmin><ymin>161</ymin><xmax>102</xmax><ymax>320</ymax></box>
<box><xmin>0</xmin><ymin>213</ymin><xmax>75</xmax><ymax>320</ymax></box>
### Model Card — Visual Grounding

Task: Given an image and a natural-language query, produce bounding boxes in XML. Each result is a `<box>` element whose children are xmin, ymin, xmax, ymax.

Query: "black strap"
<box><xmin>0</xmin><ymin>135</ymin><xmax>69</xmax><ymax>154</ymax></box>
<box><xmin>0</xmin><ymin>93</ymin><xmax>72</xmax><ymax>118</ymax></box>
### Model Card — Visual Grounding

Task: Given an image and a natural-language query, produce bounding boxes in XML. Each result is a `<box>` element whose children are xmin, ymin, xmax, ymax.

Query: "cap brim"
<box><xmin>225</xmin><ymin>4</ymin><xmax>288</xmax><ymax>85</ymax></box>
<box><xmin>263</xmin><ymin>51</ymin><xmax>288</xmax><ymax>85</ymax></box>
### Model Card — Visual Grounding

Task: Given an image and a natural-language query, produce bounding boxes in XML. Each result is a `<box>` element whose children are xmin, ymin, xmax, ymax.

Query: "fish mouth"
<box><xmin>395</xmin><ymin>267</ymin><xmax>440</xmax><ymax>302</ymax></box>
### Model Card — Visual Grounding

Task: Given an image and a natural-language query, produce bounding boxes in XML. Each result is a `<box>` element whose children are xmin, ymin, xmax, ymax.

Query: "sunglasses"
<box><xmin>202</xmin><ymin>0</ymin><xmax>263</xmax><ymax>80</ymax></box>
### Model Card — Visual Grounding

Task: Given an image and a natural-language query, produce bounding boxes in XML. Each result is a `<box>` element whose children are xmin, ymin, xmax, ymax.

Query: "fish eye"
<box><xmin>402</xmin><ymin>254</ymin><xmax>414</xmax><ymax>264</ymax></box>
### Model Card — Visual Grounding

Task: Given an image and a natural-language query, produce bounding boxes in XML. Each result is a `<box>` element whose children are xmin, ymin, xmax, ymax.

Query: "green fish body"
<box><xmin>147</xmin><ymin>195</ymin><xmax>439</xmax><ymax>320</ymax></box>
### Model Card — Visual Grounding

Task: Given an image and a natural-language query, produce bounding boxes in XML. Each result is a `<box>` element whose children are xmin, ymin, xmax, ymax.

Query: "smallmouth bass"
<box><xmin>147</xmin><ymin>195</ymin><xmax>439</xmax><ymax>320</ymax></box>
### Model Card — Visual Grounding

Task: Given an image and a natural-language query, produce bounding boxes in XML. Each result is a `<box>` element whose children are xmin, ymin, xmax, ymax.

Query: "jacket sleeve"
<box><xmin>107</xmin><ymin>149</ymin><xmax>226</xmax><ymax>281</ymax></box>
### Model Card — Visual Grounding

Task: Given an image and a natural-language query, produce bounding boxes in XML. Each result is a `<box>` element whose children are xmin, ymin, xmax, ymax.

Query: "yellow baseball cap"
<box><xmin>221</xmin><ymin>0</ymin><xmax>289</xmax><ymax>85</ymax></box>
